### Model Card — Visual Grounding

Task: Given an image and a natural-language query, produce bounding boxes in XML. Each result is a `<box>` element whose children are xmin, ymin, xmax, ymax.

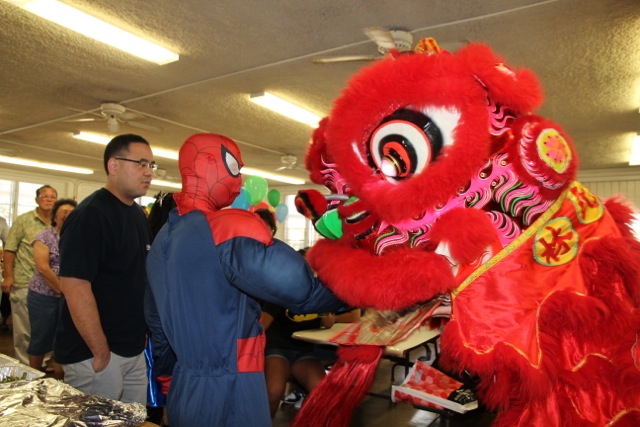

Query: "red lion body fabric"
<box><xmin>294</xmin><ymin>41</ymin><xmax>640</xmax><ymax>426</ymax></box>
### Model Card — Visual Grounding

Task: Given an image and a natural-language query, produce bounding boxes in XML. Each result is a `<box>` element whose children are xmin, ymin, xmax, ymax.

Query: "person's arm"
<box><xmin>33</xmin><ymin>240</ymin><xmax>60</xmax><ymax>294</ymax></box>
<box><xmin>320</xmin><ymin>313</ymin><xmax>336</xmax><ymax>328</ymax></box>
<box><xmin>1</xmin><ymin>250</ymin><xmax>15</xmax><ymax>293</ymax></box>
<box><xmin>0</xmin><ymin>218</ymin><xmax>8</xmax><ymax>244</ymax></box>
<box><xmin>260</xmin><ymin>311</ymin><xmax>275</xmax><ymax>330</ymax></box>
<box><xmin>335</xmin><ymin>308</ymin><xmax>361</xmax><ymax>323</ymax></box>
<box><xmin>221</xmin><ymin>239</ymin><xmax>346</xmax><ymax>314</ymax></box>
<box><xmin>260</xmin><ymin>302</ymin><xmax>281</xmax><ymax>331</ymax></box>
<box><xmin>60</xmin><ymin>277</ymin><xmax>110</xmax><ymax>371</ymax></box>
<box><xmin>2</xmin><ymin>218</ymin><xmax>25</xmax><ymax>294</ymax></box>
<box><xmin>320</xmin><ymin>308</ymin><xmax>361</xmax><ymax>329</ymax></box>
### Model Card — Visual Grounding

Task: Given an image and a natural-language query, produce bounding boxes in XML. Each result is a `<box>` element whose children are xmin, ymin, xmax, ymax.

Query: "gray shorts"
<box><xmin>61</xmin><ymin>352</ymin><xmax>147</xmax><ymax>404</ymax></box>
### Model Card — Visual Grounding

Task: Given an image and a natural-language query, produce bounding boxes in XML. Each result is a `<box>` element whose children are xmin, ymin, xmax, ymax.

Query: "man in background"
<box><xmin>2</xmin><ymin>185</ymin><xmax>57</xmax><ymax>364</ymax></box>
<box><xmin>55</xmin><ymin>134</ymin><xmax>154</xmax><ymax>404</ymax></box>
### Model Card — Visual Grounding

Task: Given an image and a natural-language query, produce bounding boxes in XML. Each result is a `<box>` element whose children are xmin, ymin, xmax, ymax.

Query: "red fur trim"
<box><xmin>295</xmin><ymin>189</ymin><xmax>327</xmax><ymax>220</ymax></box>
<box><xmin>580</xmin><ymin>236</ymin><xmax>640</xmax><ymax>307</ymax></box>
<box><xmin>605</xmin><ymin>197</ymin><xmax>638</xmax><ymax>239</ymax></box>
<box><xmin>293</xmin><ymin>346</ymin><xmax>383</xmax><ymax>427</ymax></box>
<box><xmin>457</xmin><ymin>43</ymin><xmax>543</xmax><ymax>113</ymax></box>
<box><xmin>307</xmin><ymin>239</ymin><xmax>454</xmax><ymax>310</ymax></box>
<box><xmin>441</xmin><ymin>288</ymin><xmax>640</xmax><ymax>426</ymax></box>
<box><xmin>306</xmin><ymin>117</ymin><xmax>330</xmax><ymax>186</ymax></box>
<box><xmin>429</xmin><ymin>208</ymin><xmax>500</xmax><ymax>265</ymax></box>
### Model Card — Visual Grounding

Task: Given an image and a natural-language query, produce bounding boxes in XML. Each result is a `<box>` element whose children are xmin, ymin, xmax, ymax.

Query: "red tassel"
<box><xmin>292</xmin><ymin>345</ymin><xmax>384</xmax><ymax>427</ymax></box>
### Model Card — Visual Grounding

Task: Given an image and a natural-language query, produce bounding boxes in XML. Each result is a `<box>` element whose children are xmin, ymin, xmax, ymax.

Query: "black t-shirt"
<box><xmin>263</xmin><ymin>302</ymin><xmax>323</xmax><ymax>352</ymax></box>
<box><xmin>55</xmin><ymin>188</ymin><xmax>151</xmax><ymax>364</ymax></box>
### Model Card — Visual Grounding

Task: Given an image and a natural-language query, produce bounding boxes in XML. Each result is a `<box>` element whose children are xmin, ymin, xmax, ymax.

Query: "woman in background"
<box><xmin>27</xmin><ymin>198</ymin><xmax>77</xmax><ymax>371</ymax></box>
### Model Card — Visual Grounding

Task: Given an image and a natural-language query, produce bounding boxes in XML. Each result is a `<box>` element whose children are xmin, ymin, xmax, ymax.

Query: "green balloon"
<box><xmin>267</xmin><ymin>189</ymin><xmax>281</xmax><ymax>207</ymax></box>
<box><xmin>243</xmin><ymin>176</ymin><xmax>268</xmax><ymax>206</ymax></box>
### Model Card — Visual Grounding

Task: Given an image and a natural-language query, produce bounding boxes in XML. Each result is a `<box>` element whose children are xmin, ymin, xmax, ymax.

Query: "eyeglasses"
<box><xmin>114</xmin><ymin>157</ymin><xmax>158</xmax><ymax>172</ymax></box>
<box><xmin>37</xmin><ymin>195</ymin><xmax>57</xmax><ymax>200</ymax></box>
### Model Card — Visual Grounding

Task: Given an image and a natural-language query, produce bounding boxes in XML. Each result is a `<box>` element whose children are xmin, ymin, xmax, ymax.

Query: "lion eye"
<box><xmin>368</xmin><ymin>108</ymin><xmax>459</xmax><ymax>181</ymax></box>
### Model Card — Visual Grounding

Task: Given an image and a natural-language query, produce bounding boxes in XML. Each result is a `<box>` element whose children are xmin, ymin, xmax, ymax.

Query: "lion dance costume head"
<box><xmin>294</xmin><ymin>39</ymin><xmax>640</xmax><ymax>427</ymax></box>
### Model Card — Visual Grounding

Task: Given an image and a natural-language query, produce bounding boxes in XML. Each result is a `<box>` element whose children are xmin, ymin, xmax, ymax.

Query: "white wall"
<box><xmin>578</xmin><ymin>168</ymin><xmax>640</xmax><ymax>210</ymax></box>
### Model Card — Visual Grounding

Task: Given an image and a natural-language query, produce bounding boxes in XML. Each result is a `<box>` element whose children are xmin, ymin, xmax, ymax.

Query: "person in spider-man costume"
<box><xmin>145</xmin><ymin>133</ymin><xmax>344</xmax><ymax>427</ymax></box>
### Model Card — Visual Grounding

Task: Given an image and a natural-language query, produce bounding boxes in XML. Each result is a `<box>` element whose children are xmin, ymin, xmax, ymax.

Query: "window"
<box><xmin>0</xmin><ymin>179</ymin><xmax>14</xmax><ymax>226</ymax></box>
<box><xmin>283</xmin><ymin>194</ymin><xmax>320</xmax><ymax>251</ymax></box>
<box><xmin>17</xmin><ymin>182</ymin><xmax>43</xmax><ymax>217</ymax></box>
<box><xmin>0</xmin><ymin>179</ymin><xmax>45</xmax><ymax>226</ymax></box>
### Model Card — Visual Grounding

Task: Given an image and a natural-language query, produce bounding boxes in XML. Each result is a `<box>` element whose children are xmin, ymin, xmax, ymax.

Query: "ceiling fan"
<box><xmin>312</xmin><ymin>27</ymin><xmax>414</xmax><ymax>64</ymax></box>
<box><xmin>274</xmin><ymin>154</ymin><xmax>303</xmax><ymax>171</ymax></box>
<box><xmin>66</xmin><ymin>102</ymin><xmax>162</xmax><ymax>133</ymax></box>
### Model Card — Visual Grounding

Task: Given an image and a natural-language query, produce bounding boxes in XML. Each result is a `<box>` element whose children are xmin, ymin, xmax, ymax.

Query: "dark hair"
<box><xmin>103</xmin><ymin>134</ymin><xmax>149</xmax><ymax>175</ymax></box>
<box><xmin>51</xmin><ymin>198</ymin><xmax>77</xmax><ymax>227</ymax></box>
<box><xmin>36</xmin><ymin>185</ymin><xmax>57</xmax><ymax>198</ymax></box>
<box><xmin>148</xmin><ymin>192</ymin><xmax>176</xmax><ymax>240</ymax></box>
<box><xmin>255</xmin><ymin>208</ymin><xmax>277</xmax><ymax>236</ymax></box>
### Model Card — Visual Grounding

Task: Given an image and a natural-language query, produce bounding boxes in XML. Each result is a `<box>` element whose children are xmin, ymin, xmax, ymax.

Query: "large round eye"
<box><xmin>222</xmin><ymin>145</ymin><xmax>241</xmax><ymax>177</ymax></box>
<box><xmin>368</xmin><ymin>108</ymin><xmax>458</xmax><ymax>181</ymax></box>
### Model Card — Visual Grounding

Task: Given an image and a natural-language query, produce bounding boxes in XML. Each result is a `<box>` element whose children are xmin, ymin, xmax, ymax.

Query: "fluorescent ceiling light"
<box><xmin>73</xmin><ymin>132</ymin><xmax>178</xmax><ymax>160</ymax></box>
<box><xmin>0</xmin><ymin>155</ymin><xmax>93</xmax><ymax>174</ymax></box>
<box><xmin>242</xmin><ymin>167</ymin><xmax>306</xmax><ymax>185</ymax></box>
<box><xmin>72</xmin><ymin>131</ymin><xmax>110</xmax><ymax>144</ymax></box>
<box><xmin>6</xmin><ymin>0</ymin><xmax>179</xmax><ymax>65</ymax></box>
<box><xmin>630</xmin><ymin>134</ymin><xmax>640</xmax><ymax>166</ymax></box>
<box><xmin>74</xmin><ymin>132</ymin><xmax>304</xmax><ymax>185</ymax></box>
<box><xmin>249</xmin><ymin>92</ymin><xmax>321</xmax><ymax>128</ymax></box>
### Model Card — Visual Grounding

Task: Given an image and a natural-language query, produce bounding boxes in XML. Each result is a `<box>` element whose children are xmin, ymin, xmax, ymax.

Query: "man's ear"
<box><xmin>106</xmin><ymin>157</ymin><xmax>118</xmax><ymax>176</ymax></box>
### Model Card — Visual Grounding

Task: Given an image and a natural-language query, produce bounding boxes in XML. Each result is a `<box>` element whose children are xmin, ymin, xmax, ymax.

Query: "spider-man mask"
<box><xmin>174</xmin><ymin>133</ymin><xmax>243</xmax><ymax>214</ymax></box>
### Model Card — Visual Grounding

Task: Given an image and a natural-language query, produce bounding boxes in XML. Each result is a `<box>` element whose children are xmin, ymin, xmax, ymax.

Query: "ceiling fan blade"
<box><xmin>127</xmin><ymin>120</ymin><xmax>162</xmax><ymax>133</ymax></box>
<box><xmin>312</xmin><ymin>55</ymin><xmax>381</xmax><ymax>64</ymax></box>
<box><xmin>64</xmin><ymin>117</ymin><xmax>102</xmax><ymax>122</ymax></box>
<box><xmin>364</xmin><ymin>27</ymin><xmax>396</xmax><ymax>50</ymax></box>
<box><xmin>120</xmin><ymin>112</ymin><xmax>140</xmax><ymax>120</ymax></box>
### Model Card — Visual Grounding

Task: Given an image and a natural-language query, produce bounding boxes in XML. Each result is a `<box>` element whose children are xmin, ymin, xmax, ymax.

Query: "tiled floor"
<box><xmin>0</xmin><ymin>319</ymin><xmax>495</xmax><ymax>426</ymax></box>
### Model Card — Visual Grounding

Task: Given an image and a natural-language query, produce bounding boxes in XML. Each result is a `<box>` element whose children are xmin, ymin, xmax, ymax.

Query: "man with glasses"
<box><xmin>2</xmin><ymin>184</ymin><xmax>57</xmax><ymax>365</ymax></box>
<box><xmin>55</xmin><ymin>134</ymin><xmax>154</xmax><ymax>404</ymax></box>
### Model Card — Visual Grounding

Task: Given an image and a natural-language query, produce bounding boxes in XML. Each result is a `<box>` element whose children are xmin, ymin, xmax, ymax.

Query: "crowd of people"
<box><xmin>0</xmin><ymin>132</ymin><xmax>353</xmax><ymax>427</ymax></box>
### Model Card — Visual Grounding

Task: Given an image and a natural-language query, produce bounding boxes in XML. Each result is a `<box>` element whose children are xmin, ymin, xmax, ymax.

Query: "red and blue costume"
<box><xmin>145</xmin><ymin>133</ymin><xmax>343</xmax><ymax>426</ymax></box>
